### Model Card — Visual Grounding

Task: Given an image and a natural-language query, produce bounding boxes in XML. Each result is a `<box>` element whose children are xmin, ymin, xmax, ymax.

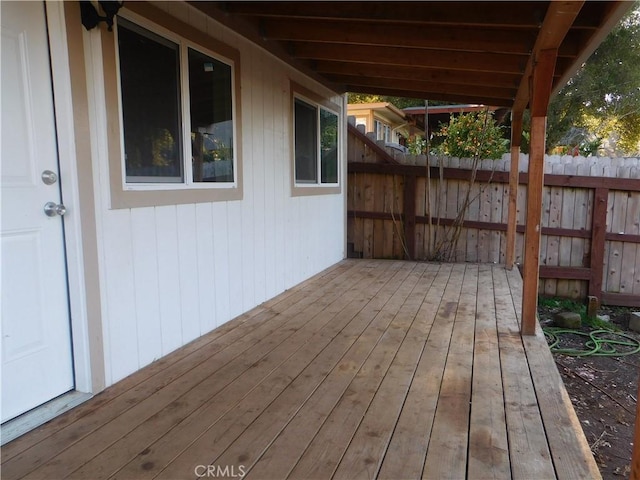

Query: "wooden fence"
<box><xmin>347</xmin><ymin>125</ymin><xmax>640</xmax><ymax>306</ymax></box>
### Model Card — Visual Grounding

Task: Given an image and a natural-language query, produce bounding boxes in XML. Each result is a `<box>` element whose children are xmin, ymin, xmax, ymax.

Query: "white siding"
<box><xmin>87</xmin><ymin>2</ymin><xmax>346</xmax><ymax>386</ymax></box>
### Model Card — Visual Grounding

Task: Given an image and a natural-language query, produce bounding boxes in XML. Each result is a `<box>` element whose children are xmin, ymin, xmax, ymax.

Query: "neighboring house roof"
<box><xmin>347</xmin><ymin>102</ymin><xmax>424</xmax><ymax>138</ymax></box>
<box><xmin>193</xmin><ymin>2</ymin><xmax>633</xmax><ymax>114</ymax></box>
<box><xmin>348</xmin><ymin>102</ymin><xmax>407</xmax><ymax>126</ymax></box>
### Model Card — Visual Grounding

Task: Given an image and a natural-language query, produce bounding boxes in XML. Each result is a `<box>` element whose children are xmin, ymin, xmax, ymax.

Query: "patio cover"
<box><xmin>187</xmin><ymin>1</ymin><xmax>633</xmax><ymax>333</ymax></box>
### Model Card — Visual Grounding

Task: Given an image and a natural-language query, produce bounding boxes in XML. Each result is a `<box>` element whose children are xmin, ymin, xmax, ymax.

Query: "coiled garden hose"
<box><xmin>543</xmin><ymin>327</ymin><xmax>640</xmax><ymax>357</ymax></box>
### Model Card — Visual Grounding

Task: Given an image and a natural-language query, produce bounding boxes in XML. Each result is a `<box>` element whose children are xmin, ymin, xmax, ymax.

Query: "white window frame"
<box><xmin>374</xmin><ymin>119</ymin><xmax>392</xmax><ymax>142</ymax></box>
<box><xmin>293</xmin><ymin>93</ymin><xmax>340</xmax><ymax>189</ymax></box>
<box><xmin>114</xmin><ymin>12</ymin><xmax>238</xmax><ymax>192</ymax></box>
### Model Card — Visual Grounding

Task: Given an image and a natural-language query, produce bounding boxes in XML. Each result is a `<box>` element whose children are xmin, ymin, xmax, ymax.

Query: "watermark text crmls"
<box><xmin>194</xmin><ymin>464</ymin><xmax>247</xmax><ymax>478</ymax></box>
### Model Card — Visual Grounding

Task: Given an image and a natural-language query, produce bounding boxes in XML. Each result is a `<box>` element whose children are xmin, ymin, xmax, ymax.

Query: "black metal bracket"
<box><xmin>80</xmin><ymin>1</ymin><xmax>124</xmax><ymax>32</ymax></box>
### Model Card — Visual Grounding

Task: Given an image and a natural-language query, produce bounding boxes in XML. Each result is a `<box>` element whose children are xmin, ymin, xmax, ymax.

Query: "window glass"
<box><xmin>320</xmin><ymin>109</ymin><xmax>338</xmax><ymax>183</ymax></box>
<box><xmin>118</xmin><ymin>19</ymin><xmax>183</xmax><ymax>183</ymax></box>
<box><xmin>188</xmin><ymin>48</ymin><xmax>234</xmax><ymax>183</ymax></box>
<box><xmin>294</xmin><ymin>99</ymin><xmax>317</xmax><ymax>183</ymax></box>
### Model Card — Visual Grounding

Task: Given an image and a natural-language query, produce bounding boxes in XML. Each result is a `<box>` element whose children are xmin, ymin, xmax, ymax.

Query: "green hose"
<box><xmin>543</xmin><ymin>327</ymin><xmax>640</xmax><ymax>357</ymax></box>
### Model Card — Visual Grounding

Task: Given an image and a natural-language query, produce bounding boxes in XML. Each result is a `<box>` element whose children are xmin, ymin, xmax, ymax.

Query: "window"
<box><xmin>116</xmin><ymin>16</ymin><xmax>237</xmax><ymax>188</ymax></box>
<box><xmin>374</xmin><ymin>119</ymin><xmax>391</xmax><ymax>142</ymax></box>
<box><xmin>294</xmin><ymin>97</ymin><xmax>339</xmax><ymax>186</ymax></box>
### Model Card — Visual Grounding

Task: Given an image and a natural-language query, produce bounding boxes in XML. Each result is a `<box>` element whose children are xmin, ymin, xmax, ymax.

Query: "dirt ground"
<box><xmin>538</xmin><ymin>304</ymin><xmax>639</xmax><ymax>479</ymax></box>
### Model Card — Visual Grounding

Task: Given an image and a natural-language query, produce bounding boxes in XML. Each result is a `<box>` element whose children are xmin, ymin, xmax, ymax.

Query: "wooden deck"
<box><xmin>1</xmin><ymin>260</ymin><xmax>600</xmax><ymax>479</ymax></box>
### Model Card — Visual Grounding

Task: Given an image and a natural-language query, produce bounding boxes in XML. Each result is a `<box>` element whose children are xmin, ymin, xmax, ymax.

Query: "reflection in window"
<box><xmin>118</xmin><ymin>18</ymin><xmax>183</xmax><ymax>182</ymax></box>
<box><xmin>189</xmin><ymin>48</ymin><xmax>234</xmax><ymax>183</ymax></box>
<box><xmin>294</xmin><ymin>99</ymin><xmax>317</xmax><ymax>183</ymax></box>
<box><xmin>320</xmin><ymin>109</ymin><xmax>338</xmax><ymax>183</ymax></box>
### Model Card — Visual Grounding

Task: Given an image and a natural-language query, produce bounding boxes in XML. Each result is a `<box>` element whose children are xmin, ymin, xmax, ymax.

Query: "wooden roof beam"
<box><xmin>262</xmin><ymin>20</ymin><xmax>538</xmax><ymax>55</ymax></box>
<box><xmin>513</xmin><ymin>1</ymin><xmax>584</xmax><ymax>112</ymax></box>
<box><xmin>315</xmin><ymin>61</ymin><xmax>527</xmax><ymax>89</ymax></box>
<box><xmin>292</xmin><ymin>43</ymin><xmax>576</xmax><ymax>74</ymax></box>
<box><xmin>221</xmin><ymin>1</ymin><xmax>550</xmax><ymax>28</ymax></box>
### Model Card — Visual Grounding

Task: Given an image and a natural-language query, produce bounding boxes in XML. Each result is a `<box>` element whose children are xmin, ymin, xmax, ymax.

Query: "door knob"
<box><xmin>41</xmin><ymin>170</ymin><xmax>58</xmax><ymax>185</ymax></box>
<box><xmin>44</xmin><ymin>202</ymin><xmax>67</xmax><ymax>217</ymax></box>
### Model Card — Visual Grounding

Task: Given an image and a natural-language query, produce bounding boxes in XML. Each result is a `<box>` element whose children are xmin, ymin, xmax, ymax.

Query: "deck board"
<box><xmin>1</xmin><ymin>260</ymin><xmax>601</xmax><ymax>480</ymax></box>
<box><xmin>376</xmin><ymin>263</ymin><xmax>453</xmax><ymax>480</ymax></box>
<box><xmin>422</xmin><ymin>264</ymin><xmax>475</xmax><ymax>479</ymax></box>
<box><xmin>468</xmin><ymin>264</ymin><xmax>510</xmax><ymax>478</ymax></box>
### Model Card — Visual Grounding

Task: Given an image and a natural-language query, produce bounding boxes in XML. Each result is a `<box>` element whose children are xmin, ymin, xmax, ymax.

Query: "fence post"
<box><xmin>403</xmin><ymin>174</ymin><xmax>416</xmax><ymax>260</ymax></box>
<box><xmin>588</xmin><ymin>187</ymin><xmax>608</xmax><ymax>300</ymax></box>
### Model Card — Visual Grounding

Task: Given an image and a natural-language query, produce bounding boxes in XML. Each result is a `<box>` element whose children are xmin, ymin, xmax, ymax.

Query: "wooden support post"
<box><xmin>521</xmin><ymin>49</ymin><xmax>557</xmax><ymax>336</ymax></box>
<box><xmin>588</xmin><ymin>188</ymin><xmax>608</xmax><ymax>299</ymax></box>
<box><xmin>521</xmin><ymin>116</ymin><xmax>546</xmax><ymax>335</ymax></box>
<box><xmin>506</xmin><ymin>111</ymin><xmax>523</xmax><ymax>270</ymax></box>
<box><xmin>403</xmin><ymin>174</ymin><xmax>416</xmax><ymax>260</ymax></box>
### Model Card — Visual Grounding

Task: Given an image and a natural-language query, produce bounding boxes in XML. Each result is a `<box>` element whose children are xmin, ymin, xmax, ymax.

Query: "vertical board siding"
<box><xmin>212</xmin><ymin>202</ymin><xmax>231</xmax><ymax>326</ymax></box>
<box><xmin>176</xmin><ymin>204</ymin><xmax>201</xmax><ymax>346</ymax></box>
<box><xmin>130</xmin><ymin>207</ymin><xmax>162</xmax><ymax>366</ymax></box>
<box><xmin>93</xmin><ymin>2</ymin><xmax>345</xmax><ymax>386</ymax></box>
<box><xmin>102</xmin><ymin>209</ymin><xmax>138</xmax><ymax>381</ymax></box>
<box><xmin>251</xmin><ymin>47</ymin><xmax>267</xmax><ymax>307</ymax></box>
<box><xmin>195</xmin><ymin>202</ymin><xmax>216</xmax><ymax>334</ymax></box>
<box><xmin>154</xmin><ymin>206</ymin><xmax>184</xmax><ymax>354</ymax></box>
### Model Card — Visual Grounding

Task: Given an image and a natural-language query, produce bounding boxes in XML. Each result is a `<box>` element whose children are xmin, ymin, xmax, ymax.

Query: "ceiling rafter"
<box><xmin>313</xmin><ymin>61</ymin><xmax>528</xmax><ymax>89</ymax></box>
<box><xmin>293</xmin><ymin>43</ymin><xmax>532</xmax><ymax>74</ymax></box>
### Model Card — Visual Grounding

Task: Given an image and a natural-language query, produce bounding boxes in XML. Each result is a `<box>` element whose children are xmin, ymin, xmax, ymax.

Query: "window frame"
<box><xmin>115</xmin><ymin>13</ymin><xmax>238</xmax><ymax>190</ymax></box>
<box><xmin>101</xmin><ymin>4</ymin><xmax>243</xmax><ymax>208</ymax></box>
<box><xmin>290</xmin><ymin>82</ymin><xmax>342</xmax><ymax>197</ymax></box>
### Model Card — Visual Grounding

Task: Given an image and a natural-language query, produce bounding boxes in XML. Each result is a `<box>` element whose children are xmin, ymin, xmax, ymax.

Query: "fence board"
<box><xmin>546</xmin><ymin>180</ymin><xmax>562</xmax><ymax>295</ymax></box>
<box><xmin>349</xmin><ymin>172</ymin><xmax>361</xmax><ymax>256</ymax></box>
<box><xmin>635</xmin><ymin>247</ymin><xmax>640</xmax><ymax>295</ymax></box>
<box><xmin>500</xmin><ymin>183</ymin><xmax>510</xmax><ymax>264</ymax></box>
<box><xmin>490</xmin><ymin>184</ymin><xmax>503</xmax><ymax>263</ymax></box>
<box><xmin>571</xmin><ymin>187</ymin><xmax>590</xmax><ymax>298</ymax></box>
<box><xmin>392</xmin><ymin>175</ymin><xmax>405</xmax><ymax>259</ymax></box>
<box><xmin>621</xmin><ymin>191</ymin><xmax>639</xmax><ymax>294</ymax></box>
<box><xmin>606</xmin><ymin>190</ymin><xmax>626</xmax><ymax>293</ymax></box>
<box><xmin>479</xmin><ymin>181</ymin><xmax>492</xmax><ymax>263</ymax></box>
<box><xmin>373</xmin><ymin>173</ymin><xmax>385</xmax><ymax>258</ymax></box>
<box><xmin>415</xmin><ymin>177</ymin><xmax>427</xmax><ymax>260</ymax></box>
<box><xmin>466</xmin><ymin>180</ymin><xmax>481</xmax><ymax>263</ymax></box>
<box><xmin>362</xmin><ymin>174</ymin><xmax>375</xmax><ymax>258</ymax></box>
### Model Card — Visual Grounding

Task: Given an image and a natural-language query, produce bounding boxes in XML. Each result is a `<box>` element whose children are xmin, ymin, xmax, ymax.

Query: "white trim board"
<box><xmin>0</xmin><ymin>391</ymin><xmax>93</xmax><ymax>445</ymax></box>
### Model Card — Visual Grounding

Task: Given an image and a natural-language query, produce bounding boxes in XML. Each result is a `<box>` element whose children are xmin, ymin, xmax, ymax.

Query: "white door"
<box><xmin>1</xmin><ymin>1</ymin><xmax>74</xmax><ymax>423</ymax></box>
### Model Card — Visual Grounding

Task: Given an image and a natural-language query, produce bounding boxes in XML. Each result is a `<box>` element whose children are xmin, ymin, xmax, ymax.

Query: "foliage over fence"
<box><xmin>347</xmin><ymin>128</ymin><xmax>640</xmax><ymax>306</ymax></box>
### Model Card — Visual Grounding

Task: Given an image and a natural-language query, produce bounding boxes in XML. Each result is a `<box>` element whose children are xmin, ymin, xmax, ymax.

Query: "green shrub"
<box><xmin>433</xmin><ymin>111</ymin><xmax>509</xmax><ymax>160</ymax></box>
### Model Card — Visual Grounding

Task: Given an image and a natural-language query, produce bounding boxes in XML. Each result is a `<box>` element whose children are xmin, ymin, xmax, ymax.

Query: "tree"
<box><xmin>432</xmin><ymin>110</ymin><xmax>509</xmax><ymax>159</ymax></box>
<box><xmin>347</xmin><ymin>93</ymin><xmax>386</xmax><ymax>104</ymax></box>
<box><xmin>546</xmin><ymin>3</ymin><xmax>640</xmax><ymax>156</ymax></box>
